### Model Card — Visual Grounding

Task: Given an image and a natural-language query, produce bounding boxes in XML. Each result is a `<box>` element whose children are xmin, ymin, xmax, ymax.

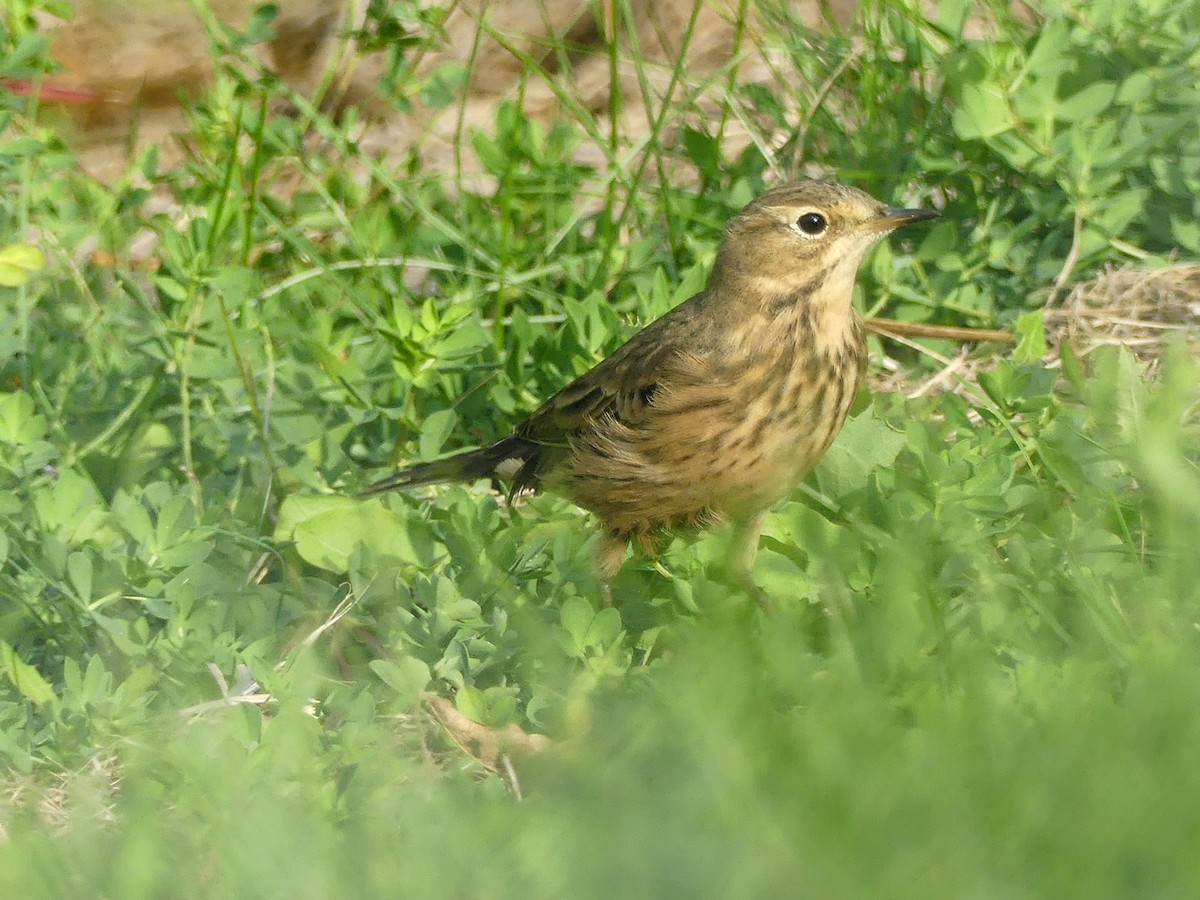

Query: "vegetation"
<box><xmin>0</xmin><ymin>0</ymin><xmax>1197</xmax><ymax>895</ymax></box>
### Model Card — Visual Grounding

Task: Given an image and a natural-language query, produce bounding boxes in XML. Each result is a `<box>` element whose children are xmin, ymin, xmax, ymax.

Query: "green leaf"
<box><xmin>1092</xmin><ymin>188</ymin><xmax>1147</xmax><ymax>235</ymax></box>
<box><xmin>952</xmin><ymin>81</ymin><xmax>1012</xmax><ymax>139</ymax></box>
<box><xmin>454</xmin><ymin>684</ymin><xmax>486</xmax><ymax>722</ymax></box>
<box><xmin>157</xmin><ymin>541</ymin><xmax>214</xmax><ymax>568</ymax></box>
<box><xmin>480</xmin><ymin>686</ymin><xmax>518</xmax><ymax>727</ymax></box>
<box><xmin>4</xmin><ymin>32</ymin><xmax>52</xmax><ymax>71</ymax></box>
<box><xmin>0</xmin><ymin>244</ymin><xmax>45</xmax><ymax>287</ymax></box>
<box><xmin>1057</xmin><ymin>81</ymin><xmax>1117</xmax><ymax>122</ymax></box>
<box><xmin>672</xmin><ymin>261</ymin><xmax>708</xmax><ymax>304</ymax></box>
<box><xmin>0</xmin><ymin>641</ymin><xmax>56</xmax><ymax>706</ymax></box>
<box><xmin>279</xmin><ymin>494</ymin><xmax>427</xmax><ymax>573</ymax></box>
<box><xmin>471</xmin><ymin>132</ymin><xmax>506</xmax><ymax>176</ymax></box>
<box><xmin>978</xmin><ymin>363</ymin><xmax>1057</xmax><ymax>414</ymax></box>
<box><xmin>430</xmin><ymin>323</ymin><xmax>490</xmax><ymax>360</ymax></box>
<box><xmin>558</xmin><ymin>597</ymin><xmax>621</xmax><ymax>657</ymax></box>
<box><xmin>1023</xmin><ymin>21</ymin><xmax>1071</xmax><ymax>78</ymax></box>
<box><xmin>559</xmin><ymin>595</ymin><xmax>594</xmax><ymax>650</ymax></box>
<box><xmin>1013</xmin><ymin>311</ymin><xmax>1048</xmax><ymax>364</ymax></box>
<box><xmin>1114</xmin><ymin>71</ymin><xmax>1154</xmax><ymax>106</ymax></box>
<box><xmin>418</xmin><ymin>408</ymin><xmax>458</xmax><ymax>460</ymax></box>
<box><xmin>0</xmin><ymin>391</ymin><xmax>46</xmax><ymax>445</ymax></box>
<box><xmin>111</xmin><ymin>489</ymin><xmax>154</xmax><ymax>544</ymax></box>
<box><xmin>814</xmin><ymin>407</ymin><xmax>906</xmax><ymax>499</ymax></box>
<box><xmin>1170</xmin><ymin>215</ymin><xmax>1200</xmax><ymax>253</ymax></box>
<box><xmin>370</xmin><ymin>657</ymin><xmax>431</xmax><ymax>709</ymax></box>
<box><xmin>586</xmin><ymin>607</ymin><xmax>622</xmax><ymax>649</ymax></box>
<box><xmin>682</xmin><ymin>127</ymin><xmax>720</xmax><ymax>177</ymax></box>
<box><xmin>67</xmin><ymin>551</ymin><xmax>93</xmax><ymax>604</ymax></box>
<box><xmin>275</xmin><ymin>493</ymin><xmax>360</xmax><ymax>542</ymax></box>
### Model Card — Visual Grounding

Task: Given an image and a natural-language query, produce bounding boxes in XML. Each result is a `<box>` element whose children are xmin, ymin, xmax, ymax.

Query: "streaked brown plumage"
<box><xmin>367</xmin><ymin>181</ymin><xmax>938</xmax><ymax>606</ymax></box>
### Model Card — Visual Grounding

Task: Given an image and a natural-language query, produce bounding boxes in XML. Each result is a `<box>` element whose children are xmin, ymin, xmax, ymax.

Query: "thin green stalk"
<box><xmin>713</xmin><ymin>0</ymin><xmax>754</xmax><ymax>178</ymax></box>
<box><xmin>204</xmin><ymin>102</ymin><xmax>244</xmax><ymax>262</ymax></box>
<box><xmin>56</xmin><ymin>378</ymin><xmax>157</xmax><ymax>469</ymax></box>
<box><xmin>454</xmin><ymin>0</ymin><xmax>486</xmax><ymax>198</ymax></box>
<box><xmin>605</xmin><ymin>0</ymin><xmax>708</xmax><ymax>272</ymax></box>
<box><xmin>605</xmin><ymin>0</ymin><xmax>621</xmax><ymax>232</ymax></box>
<box><xmin>211</xmin><ymin>103</ymin><xmax>283</xmax><ymax>499</ymax></box>
<box><xmin>178</xmin><ymin>292</ymin><xmax>205</xmax><ymax>512</ymax></box>
<box><xmin>241</xmin><ymin>92</ymin><xmax>270</xmax><ymax>266</ymax></box>
<box><xmin>16</xmin><ymin>70</ymin><xmax>40</xmax><ymax>391</ymax></box>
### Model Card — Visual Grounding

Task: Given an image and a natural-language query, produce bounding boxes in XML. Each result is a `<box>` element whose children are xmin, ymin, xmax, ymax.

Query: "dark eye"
<box><xmin>797</xmin><ymin>212</ymin><xmax>828</xmax><ymax>235</ymax></box>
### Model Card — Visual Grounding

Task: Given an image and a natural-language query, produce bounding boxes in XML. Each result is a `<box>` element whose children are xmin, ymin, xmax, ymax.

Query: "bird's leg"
<box><xmin>729</xmin><ymin>512</ymin><xmax>770</xmax><ymax>612</ymax></box>
<box><xmin>592</xmin><ymin>529</ymin><xmax>629</xmax><ymax>607</ymax></box>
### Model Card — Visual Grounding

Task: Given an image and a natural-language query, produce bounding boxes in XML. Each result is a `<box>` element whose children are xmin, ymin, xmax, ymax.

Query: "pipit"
<box><xmin>367</xmin><ymin>181</ymin><xmax>938</xmax><ymax>606</ymax></box>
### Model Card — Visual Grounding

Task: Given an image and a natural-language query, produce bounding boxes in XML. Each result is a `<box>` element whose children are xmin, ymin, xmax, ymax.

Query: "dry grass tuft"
<box><xmin>868</xmin><ymin>263</ymin><xmax>1200</xmax><ymax>401</ymax></box>
<box><xmin>1046</xmin><ymin>263</ymin><xmax>1200</xmax><ymax>369</ymax></box>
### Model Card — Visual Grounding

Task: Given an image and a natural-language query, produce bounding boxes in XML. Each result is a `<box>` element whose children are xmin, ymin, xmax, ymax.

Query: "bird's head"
<box><xmin>711</xmin><ymin>180</ymin><xmax>938</xmax><ymax>303</ymax></box>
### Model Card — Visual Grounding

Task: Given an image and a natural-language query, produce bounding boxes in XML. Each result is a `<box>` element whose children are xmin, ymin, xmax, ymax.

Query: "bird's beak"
<box><xmin>867</xmin><ymin>206</ymin><xmax>940</xmax><ymax>233</ymax></box>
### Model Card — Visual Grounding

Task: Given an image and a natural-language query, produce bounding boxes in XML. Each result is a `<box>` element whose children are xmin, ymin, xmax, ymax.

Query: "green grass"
<box><xmin>1</xmin><ymin>0</ymin><xmax>1199</xmax><ymax>895</ymax></box>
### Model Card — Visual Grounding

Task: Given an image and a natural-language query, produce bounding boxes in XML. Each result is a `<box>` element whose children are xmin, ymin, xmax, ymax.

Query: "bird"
<box><xmin>366</xmin><ymin>180</ymin><xmax>938</xmax><ymax>608</ymax></box>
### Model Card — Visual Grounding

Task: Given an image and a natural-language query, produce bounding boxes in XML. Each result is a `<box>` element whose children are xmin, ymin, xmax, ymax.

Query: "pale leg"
<box><xmin>592</xmin><ymin>530</ymin><xmax>628</xmax><ymax>607</ymax></box>
<box><xmin>729</xmin><ymin>511</ymin><xmax>770</xmax><ymax>611</ymax></box>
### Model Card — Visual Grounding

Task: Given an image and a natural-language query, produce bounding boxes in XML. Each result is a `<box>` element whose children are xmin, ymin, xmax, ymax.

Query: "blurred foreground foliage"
<box><xmin>0</xmin><ymin>0</ymin><xmax>1198</xmax><ymax>894</ymax></box>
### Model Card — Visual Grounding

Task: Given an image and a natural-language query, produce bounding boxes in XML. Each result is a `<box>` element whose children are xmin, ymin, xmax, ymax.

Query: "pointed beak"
<box><xmin>866</xmin><ymin>206</ymin><xmax>940</xmax><ymax>233</ymax></box>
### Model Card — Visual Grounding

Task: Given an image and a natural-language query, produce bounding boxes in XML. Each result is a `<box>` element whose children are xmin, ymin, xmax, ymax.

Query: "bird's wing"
<box><xmin>516</xmin><ymin>295</ymin><xmax>713</xmax><ymax>447</ymax></box>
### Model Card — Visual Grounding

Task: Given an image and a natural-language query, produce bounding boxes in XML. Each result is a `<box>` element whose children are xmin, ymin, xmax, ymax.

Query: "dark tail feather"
<box><xmin>363</xmin><ymin>436</ymin><xmax>534</xmax><ymax>496</ymax></box>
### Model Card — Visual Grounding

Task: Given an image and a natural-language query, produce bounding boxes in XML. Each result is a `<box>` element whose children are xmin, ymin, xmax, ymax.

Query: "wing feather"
<box><xmin>516</xmin><ymin>294</ymin><xmax>714</xmax><ymax>446</ymax></box>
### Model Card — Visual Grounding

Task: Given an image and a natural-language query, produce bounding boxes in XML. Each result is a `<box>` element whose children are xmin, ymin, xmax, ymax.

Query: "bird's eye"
<box><xmin>796</xmin><ymin>212</ymin><xmax>828</xmax><ymax>236</ymax></box>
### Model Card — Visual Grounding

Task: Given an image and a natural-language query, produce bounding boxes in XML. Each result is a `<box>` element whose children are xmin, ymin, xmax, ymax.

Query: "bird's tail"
<box><xmin>363</xmin><ymin>436</ymin><xmax>531</xmax><ymax>496</ymax></box>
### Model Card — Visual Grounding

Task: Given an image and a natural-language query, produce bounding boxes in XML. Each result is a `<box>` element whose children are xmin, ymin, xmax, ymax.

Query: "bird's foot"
<box><xmin>742</xmin><ymin>576</ymin><xmax>773</xmax><ymax>615</ymax></box>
